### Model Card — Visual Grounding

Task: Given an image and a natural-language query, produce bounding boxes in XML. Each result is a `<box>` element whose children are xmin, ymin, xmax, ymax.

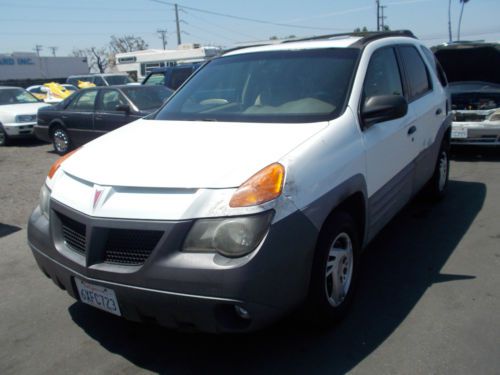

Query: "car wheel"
<box><xmin>306</xmin><ymin>211</ymin><xmax>360</xmax><ymax>326</ymax></box>
<box><xmin>52</xmin><ymin>127</ymin><xmax>72</xmax><ymax>155</ymax></box>
<box><xmin>0</xmin><ymin>126</ymin><xmax>10</xmax><ymax>146</ymax></box>
<box><xmin>427</xmin><ymin>138</ymin><xmax>450</xmax><ymax>201</ymax></box>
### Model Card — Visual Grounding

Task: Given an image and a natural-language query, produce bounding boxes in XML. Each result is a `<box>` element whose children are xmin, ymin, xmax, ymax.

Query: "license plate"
<box><xmin>75</xmin><ymin>278</ymin><xmax>121</xmax><ymax>316</ymax></box>
<box><xmin>451</xmin><ymin>127</ymin><xmax>468</xmax><ymax>139</ymax></box>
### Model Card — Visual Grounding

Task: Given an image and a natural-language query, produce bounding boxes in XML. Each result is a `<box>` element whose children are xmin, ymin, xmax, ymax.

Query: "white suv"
<box><xmin>28</xmin><ymin>31</ymin><xmax>451</xmax><ymax>332</ymax></box>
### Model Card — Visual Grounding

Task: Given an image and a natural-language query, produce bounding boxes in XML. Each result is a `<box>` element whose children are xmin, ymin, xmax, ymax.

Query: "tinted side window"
<box><xmin>68</xmin><ymin>90</ymin><xmax>98</xmax><ymax>111</ymax></box>
<box><xmin>170</xmin><ymin>68</ymin><xmax>194</xmax><ymax>90</ymax></box>
<box><xmin>363</xmin><ymin>47</ymin><xmax>403</xmax><ymax>98</ymax></box>
<box><xmin>420</xmin><ymin>46</ymin><xmax>448</xmax><ymax>87</ymax></box>
<box><xmin>96</xmin><ymin>90</ymin><xmax>127</xmax><ymax>111</ymax></box>
<box><xmin>399</xmin><ymin>46</ymin><xmax>432</xmax><ymax>100</ymax></box>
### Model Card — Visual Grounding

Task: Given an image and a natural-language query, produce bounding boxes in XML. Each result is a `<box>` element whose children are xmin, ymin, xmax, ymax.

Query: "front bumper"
<box><xmin>28</xmin><ymin>200</ymin><xmax>318</xmax><ymax>333</ymax></box>
<box><xmin>33</xmin><ymin>125</ymin><xmax>51</xmax><ymax>143</ymax></box>
<box><xmin>451</xmin><ymin>122</ymin><xmax>500</xmax><ymax>146</ymax></box>
<box><xmin>3</xmin><ymin>121</ymin><xmax>37</xmax><ymax>137</ymax></box>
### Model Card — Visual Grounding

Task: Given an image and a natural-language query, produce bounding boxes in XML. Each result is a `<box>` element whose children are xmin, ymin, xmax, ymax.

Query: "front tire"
<box><xmin>306</xmin><ymin>211</ymin><xmax>360</xmax><ymax>326</ymax></box>
<box><xmin>52</xmin><ymin>127</ymin><xmax>72</xmax><ymax>155</ymax></box>
<box><xmin>427</xmin><ymin>138</ymin><xmax>450</xmax><ymax>201</ymax></box>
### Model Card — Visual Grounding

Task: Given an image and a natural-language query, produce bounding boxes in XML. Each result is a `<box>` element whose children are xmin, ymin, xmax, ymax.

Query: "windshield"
<box><xmin>155</xmin><ymin>48</ymin><xmax>359</xmax><ymax>123</ymax></box>
<box><xmin>121</xmin><ymin>86</ymin><xmax>174</xmax><ymax>110</ymax></box>
<box><xmin>104</xmin><ymin>75</ymin><xmax>134</xmax><ymax>85</ymax></box>
<box><xmin>0</xmin><ymin>88</ymin><xmax>39</xmax><ymax>105</ymax></box>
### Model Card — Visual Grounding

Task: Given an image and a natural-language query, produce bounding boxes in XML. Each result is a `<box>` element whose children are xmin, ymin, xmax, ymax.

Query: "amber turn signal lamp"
<box><xmin>48</xmin><ymin>149</ymin><xmax>79</xmax><ymax>179</ymax></box>
<box><xmin>229</xmin><ymin>163</ymin><xmax>285</xmax><ymax>207</ymax></box>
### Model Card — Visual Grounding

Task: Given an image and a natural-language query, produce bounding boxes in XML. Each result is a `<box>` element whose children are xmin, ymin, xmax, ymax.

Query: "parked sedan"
<box><xmin>34</xmin><ymin>85</ymin><xmax>173</xmax><ymax>154</ymax></box>
<box><xmin>0</xmin><ymin>86</ymin><xmax>49</xmax><ymax>146</ymax></box>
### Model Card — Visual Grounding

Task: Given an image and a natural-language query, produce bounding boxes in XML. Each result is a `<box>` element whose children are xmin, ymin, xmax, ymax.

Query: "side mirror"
<box><xmin>361</xmin><ymin>95</ymin><xmax>408</xmax><ymax>128</ymax></box>
<box><xmin>115</xmin><ymin>103</ymin><xmax>130</xmax><ymax>113</ymax></box>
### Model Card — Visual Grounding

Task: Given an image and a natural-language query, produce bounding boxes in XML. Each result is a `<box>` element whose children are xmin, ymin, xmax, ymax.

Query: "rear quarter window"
<box><xmin>399</xmin><ymin>45</ymin><xmax>432</xmax><ymax>101</ymax></box>
<box><xmin>420</xmin><ymin>46</ymin><xmax>448</xmax><ymax>87</ymax></box>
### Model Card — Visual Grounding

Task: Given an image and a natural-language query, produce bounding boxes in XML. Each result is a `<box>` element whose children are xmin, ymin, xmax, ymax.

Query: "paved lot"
<box><xmin>0</xmin><ymin>140</ymin><xmax>499</xmax><ymax>375</ymax></box>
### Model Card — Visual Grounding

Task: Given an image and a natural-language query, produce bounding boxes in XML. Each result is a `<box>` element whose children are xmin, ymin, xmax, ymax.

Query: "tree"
<box><xmin>457</xmin><ymin>0</ymin><xmax>471</xmax><ymax>41</ymax></box>
<box><xmin>354</xmin><ymin>27</ymin><xmax>369</xmax><ymax>33</ymax></box>
<box><xmin>108</xmin><ymin>35</ymin><xmax>148</xmax><ymax>67</ymax></box>
<box><xmin>72</xmin><ymin>47</ymin><xmax>108</xmax><ymax>73</ymax></box>
<box><xmin>109</xmin><ymin>35</ymin><xmax>149</xmax><ymax>54</ymax></box>
<box><xmin>73</xmin><ymin>34</ymin><xmax>148</xmax><ymax>73</ymax></box>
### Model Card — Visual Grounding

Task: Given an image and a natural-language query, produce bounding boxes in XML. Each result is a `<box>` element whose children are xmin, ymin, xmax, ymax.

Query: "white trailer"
<box><xmin>115</xmin><ymin>44</ymin><xmax>221</xmax><ymax>81</ymax></box>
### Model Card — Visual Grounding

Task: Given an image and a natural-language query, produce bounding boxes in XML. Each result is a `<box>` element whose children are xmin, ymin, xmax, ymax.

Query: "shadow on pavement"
<box><xmin>69</xmin><ymin>179</ymin><xmax>485</xmax><ymax>374</ymax></box>
<box><xmin>0</xmin><ymin>223</ymin><xmax>22</xmax><ymax>238</ymax></box>
<box><xmin>5</xmin><ymin>138</ymin><xmax>47</xmax><ymax>148</ymax></box>
<box><xmin>451</xmin><ymin>146</ymin><xmax>500</xmax><ymax>162</ymax></box>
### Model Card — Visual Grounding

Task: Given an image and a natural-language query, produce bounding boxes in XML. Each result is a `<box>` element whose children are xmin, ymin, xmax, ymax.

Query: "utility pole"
<box><xmin>380</xmin><ymin>5</ymin><xmax>387</xmax><ymax>30</ymax></box>
<box><xmin>448</xmin><ymin>0</ymin><xmax>453</xmax><ymax>42</ymax></box>
<box><xmin>157</xmin><ymin>29</ymin><xmax>168</xmax><ymax>49</ymax></box>
<box><xmin>376</xmin><ymin>0</ymin><xmax>380</xmax><ymax>31</ymax></box>
<box><xmin>175</xmin><ymin>4</ymin><xmax>181</xmax><ymax>45</ymax></box>
<box><xmin>48</xmin><ymin>46</ymin><xmax>58</xmax><ymax>57</ymax></box>
<box><xmin>34</xmin><ymin>44</ymin><xmax>43</xmax><ymax>56</ymax></box>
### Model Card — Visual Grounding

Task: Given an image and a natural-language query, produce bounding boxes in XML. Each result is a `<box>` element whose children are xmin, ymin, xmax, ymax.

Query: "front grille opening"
<box><xmin>104</xmin><ymin>229</ymin><xmax>163</xmax><ymax>265</ymax></box>
<box><xmin>58</xmin><ymin>213</ymin><xmax>86</xmax><ymax>255</ymax></box>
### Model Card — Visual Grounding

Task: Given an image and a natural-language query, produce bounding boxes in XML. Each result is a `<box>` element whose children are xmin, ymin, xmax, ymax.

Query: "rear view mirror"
<box><xmin>361</xmin><ymin>95</ymin><xmax>408</xmax><ymax>128</ymax></box>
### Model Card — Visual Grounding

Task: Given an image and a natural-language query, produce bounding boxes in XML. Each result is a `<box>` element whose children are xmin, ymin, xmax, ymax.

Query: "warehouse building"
<box><xmin>0</xmin><ymin>52</ymin><xmax>89</xmax><ymax>87</ymax></box>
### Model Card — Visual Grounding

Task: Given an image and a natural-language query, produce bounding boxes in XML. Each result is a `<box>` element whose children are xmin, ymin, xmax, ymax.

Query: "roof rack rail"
<box><xmin>222</xmin><ymin>44</ymin><xmax>271</xmax><ymax>55</ymax></box>
<box><xmin>281</xmin><ymin>30</ymin><xmax>416</xmax><ymax>45</ymax></box>
<box><xmin>222</xmin><ymin>30</ymin><xmax>416</xmax><ymax>55</ymax></box>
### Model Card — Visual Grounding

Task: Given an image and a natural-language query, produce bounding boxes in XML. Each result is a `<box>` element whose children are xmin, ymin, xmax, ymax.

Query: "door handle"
<box><xmin>435</xmin><ymin>108</ymin><xmax>442</xmax><ymax>115</ymax></box>
<box><xmin>407</xmin><ymin>126</ymin><xmax>417</xmax><ymax>135</ymax></box>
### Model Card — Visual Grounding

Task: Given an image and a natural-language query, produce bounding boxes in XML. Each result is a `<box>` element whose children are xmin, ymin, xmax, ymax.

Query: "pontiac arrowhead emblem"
<box><xmin>93</xmin><ymin>187</ymin><xmax>104</xmax><ymax>209</ymax></box>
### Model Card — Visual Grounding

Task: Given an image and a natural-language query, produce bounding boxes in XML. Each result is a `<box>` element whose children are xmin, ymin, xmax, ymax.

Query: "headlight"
<box><xmin>16</xmin><ymin>114</ymin><xmax>36</xmax><ymax>123</ymax></box>
<box><xmin>183</xmin><ymin>211</ymin><xmax>274</xmax><ymax>257</ymax></box>
<box><xmin>488</xmin><ymin>112</ymin><xmax>500</xmax><ymax>122</ymax></box>
<box><xmin>39</xmin><ymin>184</ymin><xmax>51</xmax><ymax>219</ymax></box>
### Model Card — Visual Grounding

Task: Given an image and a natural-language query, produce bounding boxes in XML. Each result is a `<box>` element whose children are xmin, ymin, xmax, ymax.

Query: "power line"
<box><xmin>185</xmin><ymin>11</ymin><xmax>259</xmax><ymax>40</ymax></box>
<box><xmin>149</xmin><ymin>0</ymin><xmax>334</xmax><ymax>31</ymax></box>
<box><xmin>183</xmin><ymin>21</ymin><xmax>238</xmax><ymax>44</ymax></box>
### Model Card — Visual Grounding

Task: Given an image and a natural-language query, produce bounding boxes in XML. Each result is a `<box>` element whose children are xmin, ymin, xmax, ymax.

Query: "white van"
<box><xmin>28</xmin><ymin>31</ymin><xmax>451</xmax><ymax>332</ymax></box>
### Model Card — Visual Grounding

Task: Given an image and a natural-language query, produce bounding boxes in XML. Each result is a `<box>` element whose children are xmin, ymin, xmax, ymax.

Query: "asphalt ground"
<box><xmin>0</xmin><ymin>139</ymin><xmax>499</xmax><ymax>375</ymax></box>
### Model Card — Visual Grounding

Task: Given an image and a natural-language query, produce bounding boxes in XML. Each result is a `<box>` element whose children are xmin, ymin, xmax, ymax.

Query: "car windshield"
<box><xmin>121</xmin><ymin>86</ymin><xmax>174</xmax><ymax>110</ymax></box>
<box><xmin>0</xmin><ymin>88</ymin><xmax>39</xmax><ymax>105</ymax></box>
<box><xmin>155</xmin><ymin>48</ymin><xmax>359</xmax><ymax>123</ymax></box>
<box><xmin>105</xmin><ymin>75</ymin><xmax>134</xmax><ymax>85</ymax></box>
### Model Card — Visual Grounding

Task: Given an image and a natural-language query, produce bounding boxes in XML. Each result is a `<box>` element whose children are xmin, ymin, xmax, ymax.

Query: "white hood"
<box><xmin>61</xmin><ymin>119</ymin><xmax>328</xmax><ymax>188</ymax></box>
<box><xmin>0</xmin><ymin>103</ymin><xmax>48</xmax><ymax>118</ymax></box>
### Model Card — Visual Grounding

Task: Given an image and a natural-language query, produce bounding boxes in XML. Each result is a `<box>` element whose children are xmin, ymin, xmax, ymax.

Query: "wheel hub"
<box><xmin>325</xmin><ymin>232</ymin><xmax>354</xmax><ymax>307</ymax></box>
<box><xmin>438</xmin><ymin>150</ymin><xmax>448</xmax><ymax>191</ymax></box>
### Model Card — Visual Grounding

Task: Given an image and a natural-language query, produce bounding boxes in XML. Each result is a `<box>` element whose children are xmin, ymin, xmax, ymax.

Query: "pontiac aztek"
<box><xmin>28</xmin><ymin>31</ymin><xmax>451</xmax><ymax>332</ymax></box>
